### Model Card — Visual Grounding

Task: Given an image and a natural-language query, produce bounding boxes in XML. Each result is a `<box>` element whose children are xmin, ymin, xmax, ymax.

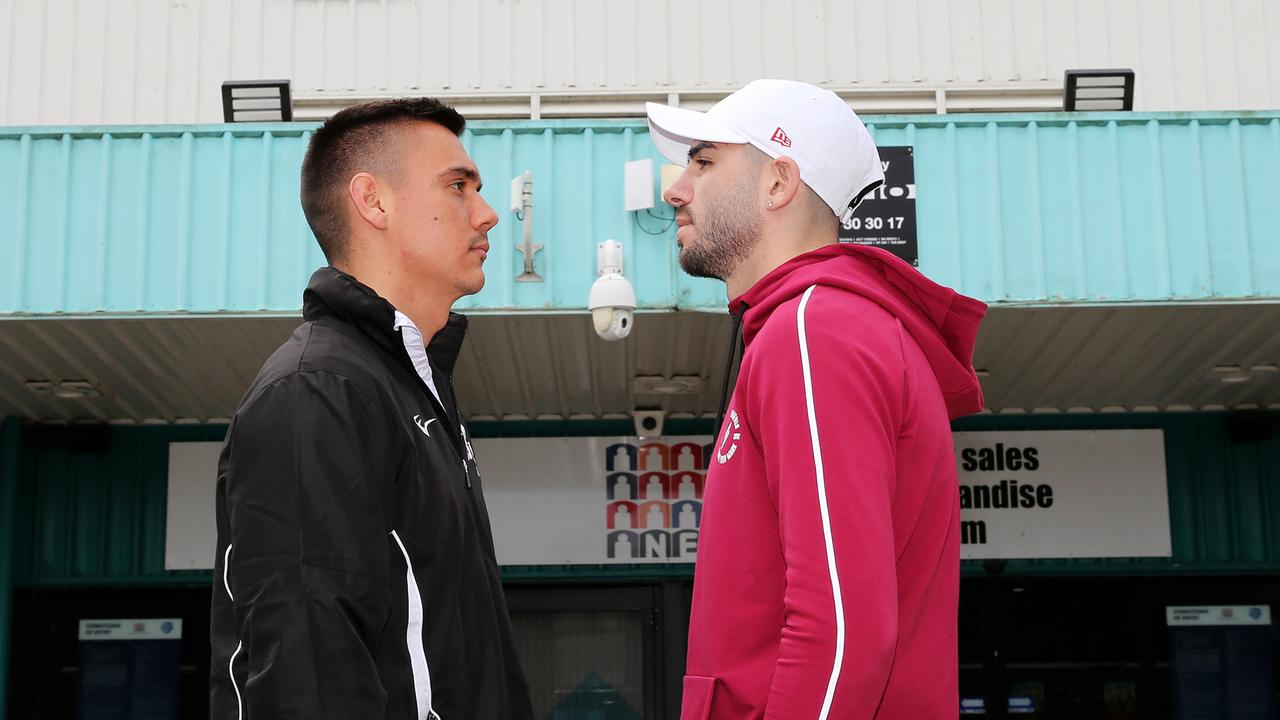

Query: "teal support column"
<box><xmin>0</xmin><ymin>417</ymin><xmax>24</xmax><ymax>720</ymax></box>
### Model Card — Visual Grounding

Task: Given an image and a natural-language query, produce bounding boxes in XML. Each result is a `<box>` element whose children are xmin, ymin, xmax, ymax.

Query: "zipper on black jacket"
<box><xmin>458</xmin><ymin>415</ymin><xmax>472</xmax><ymax>489</ymax></box>
<box><xmin>447</xmin><ymin>403</ymin><xmax>472</xmax><ymax>489</ymax></box>
<box><xmin>443</xmin><ymin>370</ymin><xmax>473</xmax><ymax>489</ymax></box>
<box><xmin>425</xmin><ymin>385</ymin><xmax>470</xmax><ymax>489</ymax></box>
<box><xmin>713</xmin><ymin>306</ymin><xmax>746</xmax><ymax>438</ymax></box>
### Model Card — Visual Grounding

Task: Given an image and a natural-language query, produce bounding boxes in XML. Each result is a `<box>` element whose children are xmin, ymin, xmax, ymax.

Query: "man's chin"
<box><xmin>677</xmin><ymin>250</ymin><xmax>723</xmax><ymax>281</ymax></box>
<box><xmin>455</xmin><ymin>271</ymin><xmax>486</xmax><ymax>298</ymax></box>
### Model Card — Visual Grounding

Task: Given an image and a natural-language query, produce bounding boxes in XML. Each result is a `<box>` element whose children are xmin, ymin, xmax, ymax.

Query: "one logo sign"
<box><xmin>770</xmin><ymin>127</ymin><xmax>792</xmax><ymax>148</ymax></box>
<box><xmin>133</xmin><ymin>622</ymin><xmax>147</xmax><ymax>633</ymax></box>
<box><xmin>161</xmin><ymin>622</ymin><xmax>174</xmax><ymax>634</ymax></box>
<box><xmin>1250</xmin><ymin>607</ymin><xmax>1264</xmax><ymax>621</ymax></box>
<box><xmin>717</xmin><ymin>409</ymin><xmax>741</xmax><ymax>465</ymax></box>
<box><xmin>604</xmin><ymin>441</ymin><xmax>708</xmax><ymax>560</ymax></box>
<box><xmin>412</xmin><ymin>414</ymin><xmax>436</xmax><ymax>437</ymax></box>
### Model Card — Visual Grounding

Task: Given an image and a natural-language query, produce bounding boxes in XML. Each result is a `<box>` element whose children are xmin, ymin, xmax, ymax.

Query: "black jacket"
<box><xmin>210</xmin><ymin>267</ymin><xmax>533</xmax><ymax>720</ymax></box>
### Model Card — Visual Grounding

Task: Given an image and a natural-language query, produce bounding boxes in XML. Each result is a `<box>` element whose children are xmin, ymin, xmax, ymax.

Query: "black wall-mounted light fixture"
<box><xmin>1063</xmin><ymin>69</ymin><xmax>1135</xmax><ymax>111</ymax></box>
<box><xmin>221</xmin><ymin>79</ymin><xmax>293</xmax><ymax>122</ymax></box>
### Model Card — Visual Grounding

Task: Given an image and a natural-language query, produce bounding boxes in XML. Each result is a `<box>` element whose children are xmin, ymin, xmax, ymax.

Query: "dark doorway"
<box><xmin>959</xmin><ymin>575</ymin><xmax>1280</xmax><ymax>719</ymax></box>
<box><xmin>6</xmin><ymin>585</ymin><xmax>211</xmax><ymax>720</ymax></box>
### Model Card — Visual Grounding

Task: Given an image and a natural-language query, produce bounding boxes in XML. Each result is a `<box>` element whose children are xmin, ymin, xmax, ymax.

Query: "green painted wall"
<box><xmin>4</xmin><ymin>412</ymin><xmax>1279</xmax><ymax>587</ymax></box>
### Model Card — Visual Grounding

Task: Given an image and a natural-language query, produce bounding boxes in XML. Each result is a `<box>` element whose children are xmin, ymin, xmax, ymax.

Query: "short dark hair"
<box><xmin>300</xmin><ymin>98</ymin><xmax>465</xmax><ymax>264</ymax></box>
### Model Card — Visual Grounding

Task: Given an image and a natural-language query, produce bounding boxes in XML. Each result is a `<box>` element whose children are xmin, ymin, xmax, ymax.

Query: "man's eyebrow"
<box><xmin>687</xmin><ymin>142</ymin><xmax>717</xmax><ymax>160</ymax></box>
<box><xmin>439</xmin><ymin>165</ymin><xmax>481</xmax><ymax>182</ymax></box>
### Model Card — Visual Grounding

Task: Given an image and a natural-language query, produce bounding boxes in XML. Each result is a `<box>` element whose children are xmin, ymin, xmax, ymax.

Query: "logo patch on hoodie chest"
<box><xmin>716</xmin><ymin>409</ymin><xmax>742</xmax><ymax>465</ymax></box>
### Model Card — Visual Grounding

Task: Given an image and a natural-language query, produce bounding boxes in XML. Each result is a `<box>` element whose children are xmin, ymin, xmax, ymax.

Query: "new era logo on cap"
<box><xmin>770</xmin><ymin>127</ymin><xmax>792</xmax><ymax>148</ymax></box>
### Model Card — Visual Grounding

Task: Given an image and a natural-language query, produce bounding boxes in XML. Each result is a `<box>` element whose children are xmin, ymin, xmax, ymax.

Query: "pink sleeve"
<box><xmin>747</xmin><ymin>286</ymin><xmax>904</xmax><ymax>719</ymax></box>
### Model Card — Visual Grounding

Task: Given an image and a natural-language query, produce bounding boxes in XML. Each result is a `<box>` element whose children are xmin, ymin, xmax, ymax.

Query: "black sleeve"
<box><xmin>211</xmin><ymin>371</ymin><xmax>395</xmax><ymax>719</ymax></box>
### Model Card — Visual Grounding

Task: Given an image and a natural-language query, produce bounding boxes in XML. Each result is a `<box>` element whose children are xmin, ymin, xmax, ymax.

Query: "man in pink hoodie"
<box><xmin>646</xmin><ymin>80</ymin><xmax>987</xmax><ymax>719</ymax></box>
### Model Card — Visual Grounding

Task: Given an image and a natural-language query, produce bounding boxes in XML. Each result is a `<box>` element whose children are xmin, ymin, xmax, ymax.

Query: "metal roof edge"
<box><xmin>5</xmin><ymin>110</ymin><xmax>1278</xmax><ymax>140</ymax></box>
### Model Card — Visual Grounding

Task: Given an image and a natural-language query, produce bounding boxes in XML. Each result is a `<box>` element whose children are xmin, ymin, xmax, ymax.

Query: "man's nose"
<box><xmin>662</xmin><ymin>168</ymin><xmax>693</xmax><ymax>207</ymax></box>
<box><xmin>475</xmin><ymin>196</ymin><xmax>499</xmax><ymax>232</ymax></box>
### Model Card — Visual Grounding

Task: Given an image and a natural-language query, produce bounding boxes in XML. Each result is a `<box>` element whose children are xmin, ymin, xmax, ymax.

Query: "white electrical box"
<box><xmin>624</xmin><ymin>159</ymin><xmax>654</xmax><ymax>212</ymax></box>
<box><xmin>510</xmin><ymin>172</ymin><xmax>529</xmax><ymax>214</ymax></box>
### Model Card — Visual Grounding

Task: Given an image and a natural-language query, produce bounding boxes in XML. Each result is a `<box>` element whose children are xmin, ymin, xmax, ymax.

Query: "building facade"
<box><xmin>2</xmin><ymin>1</ymin><xmax>1279</xmax><ymax>718</ymax></box>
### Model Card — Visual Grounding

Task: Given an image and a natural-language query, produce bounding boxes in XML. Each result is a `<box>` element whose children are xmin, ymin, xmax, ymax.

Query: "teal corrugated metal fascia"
<box><xmin>2</xmin><ymin>112</ymin><xmax>1278</xmax><ymax>316</ymax></box>
<box><xmin>860</xmin><ymin>111</ymin><xmax>1280</xmax><ymax>307</ymax></box>
<box><xmin>0</xmin><ymin>126</ymin><xmax>323</xmax><ymax>316</ymax></box>
<box><xmin>473</xmin><ymin>112</ymin><xmax>1280</xmax><ymax>309</ymax></box>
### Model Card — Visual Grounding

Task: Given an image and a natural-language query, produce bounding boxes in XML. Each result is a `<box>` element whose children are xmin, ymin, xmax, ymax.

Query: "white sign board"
<box><xmin>954</xmin><ymin>430</ymin><xmax>1170</xmax><ymax>559</ymax></box>
<box><xmin>164</xmin><ymin>442</ymin><xmax>222</xmax><ymax>570</ymax></box>
<box><xmin>167</xmin><ymin>430</ymin><xmax>1170</xmax><ymax>568</ymax></box>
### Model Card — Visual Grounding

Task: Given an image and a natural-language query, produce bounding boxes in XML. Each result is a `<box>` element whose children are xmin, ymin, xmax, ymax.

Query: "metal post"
<box><xmin>0</xmin><ymin>417</ymin><xmax>24</xmax><ymax>720</ymax></box>
<box><xmin>981</xmin><ymin>570</ymin><xmax>1009</xmax><ymax>720</ymax></box>
<box><xmin>514</xmin><ymin>171</ymin><xmax>543</xmax><ymax>282</ymax></box>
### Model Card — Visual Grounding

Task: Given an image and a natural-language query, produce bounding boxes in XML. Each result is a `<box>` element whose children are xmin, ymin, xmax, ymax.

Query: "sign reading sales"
<box><xmin>953</xmin><ymin>430</ymin><xmax>1170</xmax><ymax>560</ymax></box>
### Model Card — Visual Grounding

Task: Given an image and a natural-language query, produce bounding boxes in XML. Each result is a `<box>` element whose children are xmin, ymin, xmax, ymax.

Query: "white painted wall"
<box><xmin>2</xmin><ymin>0</ymin><xmax>1277</xmax><ymax>124</ymax></box>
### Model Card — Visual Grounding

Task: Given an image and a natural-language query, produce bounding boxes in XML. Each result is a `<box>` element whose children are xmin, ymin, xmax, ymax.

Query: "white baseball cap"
<box><xmin>645</xmin><ymin>79</ymin><xmax>884</xmax><ymax>217</ymax></box>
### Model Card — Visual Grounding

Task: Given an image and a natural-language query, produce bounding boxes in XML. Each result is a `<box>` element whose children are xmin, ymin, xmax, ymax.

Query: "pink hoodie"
<box><xmin>682</xmin><ymin>244</ymin><xmax>986</xmax><ymax>719</ymax></box>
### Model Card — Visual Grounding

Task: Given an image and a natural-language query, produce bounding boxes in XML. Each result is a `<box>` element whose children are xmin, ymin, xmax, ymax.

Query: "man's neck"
<box><xmin>338</xmin><ymin>259</ymin><xmax>454</xmax><ymax>339</ymax></box>
<box><xmin>724</xmin><ymin>225</ymin><xmax>836</xmax><ymax>300</ymax></box>
<box><xmin>392</xmin><ymin>299</ymin><xmax>451</xmax><ymax>340</ymax></box>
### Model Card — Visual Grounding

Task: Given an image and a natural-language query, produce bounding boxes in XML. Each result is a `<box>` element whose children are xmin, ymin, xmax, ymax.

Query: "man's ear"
<box><xmin>764</xmin><ymin>156</ymin><xmax>804</xmax><ymax>211</ymax></box>
<box><xmin>349</xmin><ymin>172</ymin><xmax>389</xmax><ymax>230</ymax></box>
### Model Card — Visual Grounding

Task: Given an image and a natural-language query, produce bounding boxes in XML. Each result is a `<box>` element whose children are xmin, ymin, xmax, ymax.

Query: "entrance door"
<box><xmin>506</xmin><ymin>583</ymin><xmax>685</xmax><ymax>720</ymax></box>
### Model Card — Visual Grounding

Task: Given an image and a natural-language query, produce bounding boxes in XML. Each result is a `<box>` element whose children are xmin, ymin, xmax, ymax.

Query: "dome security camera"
<box><xmin>591</xmin><ymin>303</ymin><xmax>633</xmax><ymax>342</ymax></box>
<box><xmin>588</xmin><ymin>240</ymin><xmax>636</xmax><ymax>342</ymax></box>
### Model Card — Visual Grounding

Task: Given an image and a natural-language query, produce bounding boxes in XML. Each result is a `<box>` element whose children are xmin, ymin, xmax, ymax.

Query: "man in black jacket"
<box><xmin>210</xmin><ymin>98</ymin><xmax>534</xmax><ymax>719</ymax></box>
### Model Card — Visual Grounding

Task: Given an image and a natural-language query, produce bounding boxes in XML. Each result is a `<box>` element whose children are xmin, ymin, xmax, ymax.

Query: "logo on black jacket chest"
<box><xmin>412</xmin><ymin>414</ymin><xmax>437</xmax><ymax>437</ymax></box>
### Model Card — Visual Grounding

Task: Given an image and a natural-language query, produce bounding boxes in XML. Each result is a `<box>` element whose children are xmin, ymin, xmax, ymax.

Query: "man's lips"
<box><xmin>470</xmin><ymin>242</ymin><xmax>490</xmax><ymax>258</ymax></box>
<box><xmin>675</xmin><ymin>216</ymin><xmax>692</xmax><ymax>245</ymax></box>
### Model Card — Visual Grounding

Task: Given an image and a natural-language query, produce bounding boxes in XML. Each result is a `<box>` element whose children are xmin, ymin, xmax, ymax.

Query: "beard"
<box><xmin>677</xmin><ymin>177</ymin><xmax>763</xmax><ymax>281</ymax></box>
